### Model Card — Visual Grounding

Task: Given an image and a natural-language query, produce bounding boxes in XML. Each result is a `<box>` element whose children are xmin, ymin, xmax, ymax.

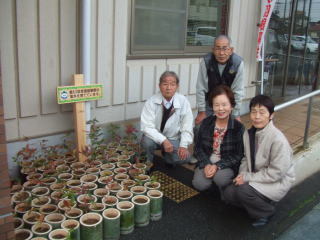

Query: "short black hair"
<box><xmin>159</xmin><ymin>71</ymin><xmax>179</xmax><ymax>85</ymax></box>
<box><xmin>208</xmin><ymin>85</ymin><xmax>236</xmax><ymax>108</ymax></box>
<box><xmin>249</xmin><ymin>95</ymin><xmax>274</xmax><ymax>115</ymax></box>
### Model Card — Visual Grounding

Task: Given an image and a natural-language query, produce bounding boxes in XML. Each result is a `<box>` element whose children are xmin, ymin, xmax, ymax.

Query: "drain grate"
<box><xmin>151</xmin><ymin>171</ymin><xmax>199</xmax><ymax>203</ymax></box>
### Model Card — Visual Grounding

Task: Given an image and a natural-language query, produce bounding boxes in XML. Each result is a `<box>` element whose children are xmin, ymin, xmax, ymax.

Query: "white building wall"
<box><xmin>0</xmin><ymin>0</ymin><xmax>259</xmax><ymax>142</ymax></box>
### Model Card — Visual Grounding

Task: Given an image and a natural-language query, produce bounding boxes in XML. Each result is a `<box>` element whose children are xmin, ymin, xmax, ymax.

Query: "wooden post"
<box><xmin>73</xmin><ymin>74</ymin><xmax>87</xmax><ymax>162</ymax></box>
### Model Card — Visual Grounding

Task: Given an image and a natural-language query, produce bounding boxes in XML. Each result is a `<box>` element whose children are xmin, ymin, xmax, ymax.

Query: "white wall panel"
<box><xmin>96</xmin><ymin>0</ymin><xmax>113</xmax><ymax>107</ymax></box>
<box><xmin>142</xmin><ymin>65</ymin><xmax>155</xmax><ymax>101</ymax></box>
<box><xmin>0</xmin><ymin>0</ymin><xmax>18</xmax><ymax>120</ymax></box>
<box><xmin>16</xmin><ymin>0</ymin><xmax>40</xmax><ymax>117</ymax></box>
<box><xmin>190</xmin><ymin>62</ymin><xmax>199</xmax><ymax>94</ymax></box>
<box><xmin>155</xmin><ymin>63</ymin><xmax>167</xmax><ymax>93</ymax></box>
<box><xmin>113</xmin><ymin>0</ymin><xmax>128</xmax><ymax>104</ymax></box>
<box><xmin>60</xmin><ymin>0</ymin><xmax>77</xmax><ymax>112</ymax></box>
<box><xmin>39</xmin><ymin>0</ymin><xmax>60</xmax><ymax>114</ymax></box>
<box><xmin>178</xmin><ymin>64</ymin><xmax>190</xmax><ymax>95</ymax></box>
<box><xmin>125</xmin><ymin>102</ymin><xmax>144</xmax><ymax>120</ymax></box>
<box><xmin>127</xmin><ymin>65</ymin><xmax>141</xmax><ymax>103</ymax></box>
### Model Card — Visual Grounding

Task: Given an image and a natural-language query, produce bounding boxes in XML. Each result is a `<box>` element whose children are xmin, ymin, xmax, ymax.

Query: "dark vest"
<box><xmin>204</xmin><ymin>53</ymin><xmax>242</xmax><ymax>100</ymax></box>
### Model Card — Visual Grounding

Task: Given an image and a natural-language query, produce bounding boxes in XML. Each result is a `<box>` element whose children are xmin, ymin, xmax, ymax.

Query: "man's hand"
<box><xmin>162</xmin><ymin>139</ymin><xmax>174</xmax><ymax>153</ymax></box>
<box><xmin>177</xmin><ymin>147</ymin><xmax>189</xmax><ymax>161</ymax></box>
<box><xmin>195</xmin><ymin>111</ymin><xmax>207</xmax><ymax>125</ymax></box>
<box><xmin>204</xmin><ymin>164</ymin><xmax>218</xmax><ymax>178</ymax></box>
<box><xmin>233</xmin><ymin>175</ymin><xmax>245</xmax><ymax>186</ymax></box>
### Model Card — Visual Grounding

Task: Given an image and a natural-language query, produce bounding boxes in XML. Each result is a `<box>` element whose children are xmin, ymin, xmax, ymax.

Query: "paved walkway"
<box><xmin>278</xmin><ymin>203</ymin><xmax>320</xmax><ymax>240</ymax></box>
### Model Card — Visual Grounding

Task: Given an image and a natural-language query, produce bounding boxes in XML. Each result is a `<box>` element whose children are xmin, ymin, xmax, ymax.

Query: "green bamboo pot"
<box><xmin>61</xmin><ymin>219</ymin><xmax>80</xmax><ymax>240</ymax></box>
<box><xmin>15</xmin><ymin>228</ymin><xmax>33</xmax><ymax>240</ymax></box>
<box><xmin>48</xmin><ymin>228</ymin><xmax>69</xmax><ymax>240</ymax></box>
<box><xmin>116</xmin><ymin>201</ymin><xmax>134</xmax><ymax>235</ymax></box>
<box><xmin>116</xmin><ymin>190</ymin><xmax>133</xmax><ymax>202</ymax></box>
<box><xmin>147</xmin><ymin>190</ymin><xmax>163</xmax><ymax>221</ymax></box>
<box><xmin>102</xmin><ymin>208</ymin><xmax>121</xmax><ymax>240</ymax></box>
<box><xmin>102</xmin><ymin>195</ymin><xmax>119</xmax><ymax>208</ymax></box>
<box><xmin>80</xmin><ymin>212</ymin><xmax>103</xmax><ymax>240</ymax></box>
<box><xmin>31</xmin><ymin>222</ymin><xmax>52</xmax><ymax>238</ymax></box>
<box><xmin>44</xmin><ymin>213</ymin><xmax>66</xmax><ymax>229</ymax></box>
<box><xmin>132</xmin><ymin>195</ymin><xmax>150</xmax><ymax>227</ymax></box>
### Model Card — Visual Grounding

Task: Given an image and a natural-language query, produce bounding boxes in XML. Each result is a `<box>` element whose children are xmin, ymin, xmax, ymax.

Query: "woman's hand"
<box><xmin>233</xmin><ymin>175</ymin><xmax>245</xmax><ymax>186</ymax></box>
<box><xmin>204</xmin><ymin>164</ymin><xmax>218</xmax><ymax>178</ymax></box>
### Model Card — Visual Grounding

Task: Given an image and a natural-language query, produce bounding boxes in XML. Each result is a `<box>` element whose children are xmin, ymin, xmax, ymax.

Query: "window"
<box><xmin>130</xmin><ymin>0</ymin><xmax>228</xmax><ymax>56</ymax></box>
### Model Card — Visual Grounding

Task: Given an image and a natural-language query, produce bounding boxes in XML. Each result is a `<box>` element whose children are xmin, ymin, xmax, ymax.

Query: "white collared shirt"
<box><xmin>162</xmin><ymin>97</ymin><xmax>174</xmax><ymax>109</ymax></box>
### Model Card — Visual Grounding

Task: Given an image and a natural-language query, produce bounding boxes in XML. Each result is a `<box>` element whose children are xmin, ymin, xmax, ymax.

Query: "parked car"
<box><xmin>291</xmin><ymin>35</ymin><xmax>318</xmax><ymax>53</ymax></box>
<box><xmin>194</xmin><ymin>26</ymin><xmax>216</xmax><ymax>46</ymax></box>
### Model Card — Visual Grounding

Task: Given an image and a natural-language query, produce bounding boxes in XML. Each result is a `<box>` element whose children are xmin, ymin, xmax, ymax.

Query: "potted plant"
<box><xmin>116</xmin><ymin>190</ymin><xmax>133</xmax><ymax>202</ymax></box>
<box><xmin>77</xmin><ymin>194</ymin><xmax>97</xmax><ymax>205</ymax></box>
<box><xmin>100</xmin><ymin>163</ymin><xmax>115</xmax><ymax>171</ymax></box>
<box><xmin>61</xmin><ymin>219</ymin><xmax>80</xmax><ymax>240</ymax></box>
<box><xmin>40</xmin><ymin>176</ymin><xmax>57</xmax><ymax>186</ymax></box>
<box><xmin>86</xmin><ymin>167</ymin><xmax>100</xmax><ymax>176</ymax></box>
<box><xmin>107</xmin><ymin>182</ymin><xmax>123</xmax><ymax>196</ymax></box>
<box><xmin>147</xmin><ymin>189</ymin><xmax>163</xmax><ymax>221</ymax></box>
<box><xmin>79</xmin><ymin>212</ymin><xmax>103</xmax><ymax>240</ymax></box>
<box><xmin>31</xmin><ymin>187</ymin><xmax>50</xmax><ymax>197</ymax></box>
<box><xmin>132</xmin><ymin>195</ymin><xmax>150</xmax><ymax>227</ymax></box>
<box><xmin>58</xmin><ymin>199</ymin><xmax>77</xmax><ymax>212</ymax></box>
<box><xmin>23</xmin><ymin>211</ymin><xmax>41</xmax><ymax>228</ymax></box>
<box><xmin>48</xmin><ymin>228</ymin><xmax>69</xmax><ymax>240</ymax></box>
<box><xmin>64</xmin><ymin>207</ymin><xmax>83</xmax><ymax>220</ymax></box>
<box><xmin>114</xmin><ymin>173</ymin><xmax>129</xmax><ymax>182</ymax></box>
<box><xmin>80</xmin><ymin>174</ymin><xmax>98</xmax><ymax>184</ymax></box>
<box><xmin>116</xmin><ymin>201</ymin><xmax>135</xmax><ymax>235</ymax></box>
<box><xmin>15</xmin><ymin>228</ymin><xmax>33</xmax><ymax>240</ymax></box>
<box><xmin>31</xmin><ymin>221</ymin><xmax>52</xmax><ymax>238</ymax></box>
<box><xmin>12</xmin><ymin>191</ymin><xmax>31</xmax><ymax>206</ymax></box>
<box><xmin>144</xmin><ymin>176</ymin><xmax>161</xmax><ymax>190</ymax></box>
<box><xmin>102</xmin><ymin>208</ymin><xmax>120</xmax><ymax>240</ymax></box>
<box><xmin>102</xmin><ymin>195</ymin><xmax>118</xmax><ymax>208</ymax></box>
<box><xmin>89</xmin><ymin>202</ymin><xmax>106</xmax><ymax>214</ymax></box>
<box><xmin>50</xmin><ymin>182</ymin><xmax>66</xmax><ymax>192</ymax></box>
<box><xmin>113</xmin><ymin>168</ymin><xmax>127</xmax><ymax>174</ymax></box>
<box><xmin>39</xmin><ymin>204</ymin><xmax>58</xmax><ymax>215</ymax></box>
<box><xmin>93</xmin><ymin>188</ymin><xmax>109</xmax><ymax>202</ymax></box>
<box><xmin>58</xmin><ymin>173</ymin><xmax>73</xmax><ymax>181</ymax></box>
<box><xmin>15</xmin><ymin>202</ymin><xmax>32</xmax><ymax>217</ymax></box>
<box><xmin>14</xmin><ymin>217</ymin><xmax>24</xmax><ymax>230</ymax></box>
<box><xmin>72</xmin><ymin>169</ymin><xmax>86</xmax><ymax>179</ymax></box>
<box><xmin>130</xmin><ymin>186</ymin><xmax>147</xmax><ymax>196</ymax></box>
<box><xmin>44</xmin><ymin>213</ymin><xmax>66</xmax><ymax>229</ymax></box>
<box><xmin>97</xmin><ymin>176</ymin><xmax>113</xmax><ymax>188</ymax></box>
<box><xmin>66</xmin><ymin>179</ymin><xmax>82</xmax><ymax>188</ymax></box>
<box><xmin>120</xmin><ymin>179</ymin><xmax>136</xmax><ymax>190</ymax></box>
<box><xmin>31</xmin><ymin>196</ymin><xmax>51</xmax><ymax>208</ymax></box>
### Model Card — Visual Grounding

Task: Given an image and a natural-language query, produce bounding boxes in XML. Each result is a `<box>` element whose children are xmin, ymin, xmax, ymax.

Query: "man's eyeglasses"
<box><xmin>213</xmin><ymin>47</ymin><xmax>231</xmax><ymax>52</ymax></box>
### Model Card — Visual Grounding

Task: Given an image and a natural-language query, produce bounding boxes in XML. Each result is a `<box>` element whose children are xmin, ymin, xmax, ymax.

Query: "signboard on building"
<box><xmin>57</xmin><ymin>84</ymin><xmax>103</xmax><ymax>104</ymax></box>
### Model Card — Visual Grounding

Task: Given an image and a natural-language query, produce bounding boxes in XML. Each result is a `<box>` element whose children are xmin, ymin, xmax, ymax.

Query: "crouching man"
<box><xmin>224</xmin><ymin>95</ymin><xmax>295</xmax><ymax>227</ymax></box>
<box><xmin>140</xmin><ymin>71</ymin><xmax>194</xmax><ymax>167</ymax></box>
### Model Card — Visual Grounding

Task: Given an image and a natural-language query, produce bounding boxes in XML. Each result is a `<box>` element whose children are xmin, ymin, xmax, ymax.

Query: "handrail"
<box><xmin>274</xmin><ymin>89</ymin><xmax>320</xmax><ymax>112</ymax></box>
<box><xmin>274</xmin><ymin>89</ymin><xmax>320</xmax><ymax>148</ymax></box>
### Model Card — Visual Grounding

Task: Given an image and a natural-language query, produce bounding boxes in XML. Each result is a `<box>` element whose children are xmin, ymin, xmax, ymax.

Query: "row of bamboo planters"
<box><xmin>11</xmin><ymin>144</ymin><xmax>164</xmax><ymax>240</ymax></box>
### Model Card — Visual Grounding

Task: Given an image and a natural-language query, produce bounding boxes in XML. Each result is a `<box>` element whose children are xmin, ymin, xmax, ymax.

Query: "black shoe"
<box><xmin>252</xmin><ymin>217</ymin><xmax>269</xmax><ymax>227</ymax></box>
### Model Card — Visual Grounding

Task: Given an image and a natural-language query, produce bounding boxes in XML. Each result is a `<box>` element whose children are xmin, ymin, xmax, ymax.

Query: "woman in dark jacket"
<box><xmin>192</xmin><ymin>85</ymin><xmax>244</xmax><ymax>196</ymax></box>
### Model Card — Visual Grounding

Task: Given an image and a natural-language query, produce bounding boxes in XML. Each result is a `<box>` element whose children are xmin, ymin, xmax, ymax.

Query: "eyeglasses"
<box><xmin>250</xmin><ymin>110</ymin><xmax>269</xmax><ymax>116</ymax></box>
<box><xmin>213</xmin><ymin>47</ymin><xmax>231</xmax><ymax>52</ymax></box>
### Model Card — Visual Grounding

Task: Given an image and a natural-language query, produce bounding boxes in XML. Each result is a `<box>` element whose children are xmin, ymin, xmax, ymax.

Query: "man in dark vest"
<box><xmin>195</xmin><ymin>35</ymin><xmax>244</xmax><ymax>125</ymax></box>
<box><xmin>140</xmin><ymin>71</ymin><xmax>194</xmax><ymax>167</ymax></box>
<box><xmin>191</xmin><ymin>35</ymin><xmax>244</xmax><ymax>164</ymax></box>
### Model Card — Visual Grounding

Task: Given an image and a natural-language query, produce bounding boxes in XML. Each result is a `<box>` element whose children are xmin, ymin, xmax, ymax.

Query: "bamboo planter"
<box><xmin>80</xmin><ymin>212</ymin><xmax>103</xmax><ymax>240</ymax></box>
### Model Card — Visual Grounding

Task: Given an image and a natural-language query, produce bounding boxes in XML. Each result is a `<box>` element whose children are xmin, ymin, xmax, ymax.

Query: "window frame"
<box><xmin>128</xmin><ymin>0</ymin><xmax>229</xmax><ymax>59</ymax></box>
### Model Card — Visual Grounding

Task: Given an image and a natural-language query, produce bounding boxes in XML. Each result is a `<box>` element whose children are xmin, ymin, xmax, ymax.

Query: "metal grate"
<box><xmin>151</xmin><ymin>171</ymin><xmax>199</xmax><ymax>203</ymax></box>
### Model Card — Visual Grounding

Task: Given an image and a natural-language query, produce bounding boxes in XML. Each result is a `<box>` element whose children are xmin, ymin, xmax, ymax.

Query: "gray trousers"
<box><xmin>224</xmin><ymin>183</ymin><xmax>276</xmax><ymax>219</ymax></box>
<box><xmin>141</xmin><ymin>135</ymin><xmax>190</xmax><ymax>165</ymax></box>
<box><xmin>192</xmin><ymin>167</ymin><xmax>234</xmax><ymax>196</ymax></box>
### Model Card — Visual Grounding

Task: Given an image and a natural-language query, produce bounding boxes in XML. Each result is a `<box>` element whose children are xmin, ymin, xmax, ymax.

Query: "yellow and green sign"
<box><xmin>57</xmin><ymin>84</ymin><xmax>103</xmax><ymax>104</ymax></box>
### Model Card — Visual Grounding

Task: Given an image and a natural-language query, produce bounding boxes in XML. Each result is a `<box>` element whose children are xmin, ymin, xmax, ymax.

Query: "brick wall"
<box><xmin>0</xmin><ymin>55</ymin><xmax>14</xmax><ymax>239</ymax></box>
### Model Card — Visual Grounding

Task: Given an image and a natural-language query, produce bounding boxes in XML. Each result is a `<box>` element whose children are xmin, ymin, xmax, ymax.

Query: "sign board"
<box><xmin>57</xmin><ymin>84</ymin><xmax>103</xmax><ymax>104</ymax></box>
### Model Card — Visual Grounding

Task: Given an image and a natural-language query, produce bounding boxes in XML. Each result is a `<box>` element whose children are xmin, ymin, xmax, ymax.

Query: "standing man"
<box><xmin>195</xmin><ymin>35</ymin><xmax>244</xmax><ymax>125</ymax></box>
<box><xmin>141</xmin><ymin>71</ymin><xmax>194</xmax><ymax>166</ymax></box>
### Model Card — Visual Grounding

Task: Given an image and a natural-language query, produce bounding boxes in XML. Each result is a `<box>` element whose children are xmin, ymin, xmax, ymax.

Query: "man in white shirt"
<box><xmin>140</xmin><ymin>71</ymin><xmax>194</xmax><ymax>166</ymax></box>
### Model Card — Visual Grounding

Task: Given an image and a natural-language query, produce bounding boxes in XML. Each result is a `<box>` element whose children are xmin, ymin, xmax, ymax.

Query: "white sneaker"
<box><xmin>189</xmin><ymin>156</ymin><xmax>198</xmax><ymax>164</ymax></box>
